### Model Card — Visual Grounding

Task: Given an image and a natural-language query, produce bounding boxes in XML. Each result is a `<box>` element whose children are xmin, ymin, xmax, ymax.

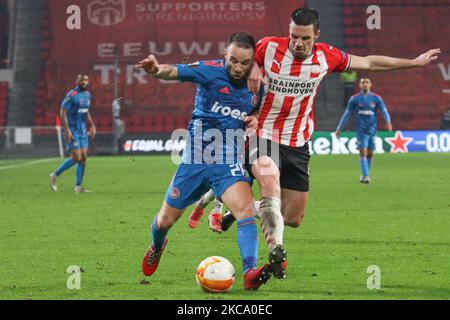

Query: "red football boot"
<box><xmin>142</xmin><ymin>239</ymin><xmax>168</xmax><ymax>277</ymax></box>
<box><xmin>188</xmin><ymin>201</ymin><xmax>205</xmax><ymax>229</ymax></box>
<box><xmin>209</xmin><ymin>212</ymin><xmax>223</xmax><ymax>233</ymax></box>
<box><xmin>244</xmin><ymin>264</ymin><xmax>272</xmax><ymax>291</ymax></box>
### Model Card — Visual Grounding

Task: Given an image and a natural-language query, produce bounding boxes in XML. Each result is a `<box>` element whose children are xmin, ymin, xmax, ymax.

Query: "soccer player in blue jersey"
<box><xmin>135</xmin><ymin>33</ymin><xmax>273</xmax><ymax>291</ymax></box>
<box><xmin>50</xmin><ymin>74</ymin><xmax>96</xmax><ymax>193</ymax></box>
<box><xmin>335</xmin><ymin>77</ymin><xmax>392</xmax><ymax>184</ymax></box>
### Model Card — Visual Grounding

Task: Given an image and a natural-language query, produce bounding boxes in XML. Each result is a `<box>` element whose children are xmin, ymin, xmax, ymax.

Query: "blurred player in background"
<box><xmin>50</xmin><ymin>74</ymin><xmax>96</xmax><ymax>193</ymax></box>
<box><xmin>136</xmin><ymin>33</ymin><xmax>275</xmax><ymax>291</ymax></box>
<box><xmin>335</xmin><ymin>77</ymin><xmax>392</xmax><ymax>183</ymax></box>
<box><xmin>193</xmin><ymin>7</ymin><xmax>441</xmax><ymax>278</ymax></box>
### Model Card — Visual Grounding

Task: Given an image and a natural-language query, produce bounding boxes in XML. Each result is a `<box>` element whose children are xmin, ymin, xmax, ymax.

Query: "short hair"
<box><xmin>77</xmin><ymin>73</ymin><xmax>89</xmax><ymax>80</ymax></box>
<box><xmin>360</xmin><ymin>77</ymin><xmax>371</xmax><ymax>81</ymax></box>
<box><xmin>291</xmin><ymin>7</ymin><xmax>320</xmax><ymax>32</ymax></box>
<box><xmin>228</xmin><ymin>32</ymin><xmax>256</xmax><ymax>51</ymax></box>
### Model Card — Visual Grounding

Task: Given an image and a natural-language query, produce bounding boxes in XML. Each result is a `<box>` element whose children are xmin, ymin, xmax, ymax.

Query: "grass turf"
<box><xmin>0</xmin><ymin>153</ymin><xmax>449</xmax><ymax>300</ymax></box>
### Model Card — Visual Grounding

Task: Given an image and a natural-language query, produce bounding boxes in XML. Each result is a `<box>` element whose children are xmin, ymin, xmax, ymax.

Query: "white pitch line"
<box><xmin>0</xmin><ymin>158</ymin><xmax>58</xmax><ymax>171</ymax></box>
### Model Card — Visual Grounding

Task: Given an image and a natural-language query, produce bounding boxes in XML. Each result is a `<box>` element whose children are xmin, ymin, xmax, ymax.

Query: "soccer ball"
<box><xmin>196</xmin><ymin>256</ymin><xmax>236</xmax><ymax>293</ymax></box>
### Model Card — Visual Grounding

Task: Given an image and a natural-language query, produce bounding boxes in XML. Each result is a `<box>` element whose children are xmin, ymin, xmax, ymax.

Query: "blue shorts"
<box><xmin>165</xmin><ymin>163</ymin><xmax>252</xmax><ymax>209</ymax></box>
<box><xmin>357</xmin><ymin>134</ymin><xmax>375</xmax><ymax>150</ymax></box>
<box><xmin>67</xmin><ymin>132</ymin><xmax>89</xmax><ymax>150</ymax></box>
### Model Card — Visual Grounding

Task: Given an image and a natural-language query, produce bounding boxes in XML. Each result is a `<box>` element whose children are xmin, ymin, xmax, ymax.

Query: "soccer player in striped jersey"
<box><xmin>335</xmin><ymin>77</ymin><xmax>392</xmax><ymax>184</ymax></box>
<box><xmin>50</xmin><ymin>74</ymin><xmax>96</xmax><ymax>193</ymax></box>
<box><xmin>190</xmin><ymin>7</ymin><xmax>440</xmax><ymax>279</ymax></box>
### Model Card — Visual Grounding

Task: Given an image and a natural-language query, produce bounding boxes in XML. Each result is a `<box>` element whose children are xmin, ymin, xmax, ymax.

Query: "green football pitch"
<box><xmin>0</xmin><ymin>153</ymin><xmax>449</xmax><ymax>300</ymax></box>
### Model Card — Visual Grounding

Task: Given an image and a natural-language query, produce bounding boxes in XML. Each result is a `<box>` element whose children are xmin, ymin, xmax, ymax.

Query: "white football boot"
<box><xmin>49</xmin><ymin>173</ymin><xmax>58</xmax><ymax>192</ymax></box>
<box><xmin>74</xmin><ymin>186</ymin><xmax>93</xmax><ymax>194</ymax></box>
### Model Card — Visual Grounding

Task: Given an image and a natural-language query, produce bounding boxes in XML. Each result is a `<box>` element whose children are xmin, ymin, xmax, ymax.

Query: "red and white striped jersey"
<box><xmin>255</xmin><ymin>37</ymin><xmax>351</xmax><ymax>147</ymax></box>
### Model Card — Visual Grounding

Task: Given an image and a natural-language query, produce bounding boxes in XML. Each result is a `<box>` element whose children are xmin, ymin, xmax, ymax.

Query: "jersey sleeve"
<box><xmin>336</xmin><ymin>96</ymin><xmax>356</xmax><ymax>131</ymax></box>
<box><xmin>323</xmin><ymin>45</ymin><xmax>351</xmax><ymax>73</ymax></box>
<box><xmin>377</xmin><ymin>96</ymin><xmax>391</xmax><ymax>123</ymax></box>
<box><xmin>61</xmin><ymin>90</ymin><xmax>76</xmax><ymax>109</ymax></box>
<box><xmin>255</xmin><ymin>37</ymin><xmax>272</xmax><ymax>66</ymax></box>
<box><xmin>253</xmin><ymin>85</ymin><xmax>265</xmax><ymax>112</ymax></box>
<box><xmin>177</xmin><ymin>60</ymin><xmax>220</xmax><ymax>85</ymax></box>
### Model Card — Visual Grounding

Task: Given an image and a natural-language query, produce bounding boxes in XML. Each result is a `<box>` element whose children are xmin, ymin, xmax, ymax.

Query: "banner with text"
<box><xmin>119</xmin><ymin>130</ymin><xmax>450</xmax><ymax>155</ymax></box>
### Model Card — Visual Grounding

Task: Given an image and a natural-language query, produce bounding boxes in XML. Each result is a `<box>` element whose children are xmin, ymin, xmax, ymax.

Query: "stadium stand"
<box><xmin>342</xmin><ymin>0</ymin><xmax>450</xmax><ymax>129</ymax></box>
<box><xmin>36</xmin><ymin>0</ymin><xmax>301</xmax><ymax>135</ymax></box>
<box><xmin>34</xmin><ymin>0</ymin><xmax>52</xmax><ymax>130</ymax></box>
<box><xmin>0</xmin><ymin>0</ymin><xmax>8</xmax><ymax>68</ymax></box>
<box><xmin>0</xmin><ymin>82</ymin><xmax>8</xmax><ymax>126</ymax></box>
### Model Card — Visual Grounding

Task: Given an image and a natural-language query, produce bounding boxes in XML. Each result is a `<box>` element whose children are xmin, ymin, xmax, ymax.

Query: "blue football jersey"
<box><xmin>336</xmin><ymin>91</ymin><xmax>391</xmax><ymax>136</ymax></box>
<box><xmin>177</xmin><ymin>60</ymin><xmax>264</xmax><ymax>164</ymax></box>
<box><xmin>61</xmin><ymin>86</ymin><xmax>92</xmax><ymax>135</ymax></box>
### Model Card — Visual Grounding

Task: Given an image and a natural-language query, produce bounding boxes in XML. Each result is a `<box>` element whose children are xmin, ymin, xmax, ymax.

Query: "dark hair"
<box><xmin>291</xmin><ymin>7</ymin><xmax>320</xmax><ymax>32</ymax></box>
<box><xmin>228</xmin><ymin>32</ymin><xmax>256</xmax><ymax>51</ymax></box>
<box><xmin>360</xmin><ymin>77</ymin><xmax>371</xmax><ymax>81</ymax></box>
<box><xmin>77</xmin><ymin>73</ymin><xmax>89</xmax><ymax>80</ymax></box>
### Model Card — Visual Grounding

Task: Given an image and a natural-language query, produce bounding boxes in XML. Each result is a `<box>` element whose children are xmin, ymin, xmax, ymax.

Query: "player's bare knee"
<box><xmin>284</xmin><ymin>209</ymin><xmax>306</xmax><ymax>228</ymax></box>
<box><xmin>157</xmin><ymin>214</ymin><xmax>175</xmax><ymax>230</ymax></box>
<box><xmin>71</xmin><ymin>154</ymin><xmax>81</xmax><ymax>163</ymax></box>
<box><xmin>285</xmin><ymin>216</ymin><xmax>302</xmax><ymax>228</ymax></box>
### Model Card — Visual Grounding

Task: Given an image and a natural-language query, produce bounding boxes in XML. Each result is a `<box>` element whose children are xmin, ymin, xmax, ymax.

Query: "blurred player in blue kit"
<box><xmin>135</xmin><ymin>33</ymin><xmax>276</xmax><ymax>291</ymax></box>
<box><xmin>335</xmin><ymin>77</ymin><xmax>392</xmax><ymax>183</ymax></box>
<box><xmin>50</xmin><ymin>74</ymin><xmax>96</xmax><ymax>193</ymax></box>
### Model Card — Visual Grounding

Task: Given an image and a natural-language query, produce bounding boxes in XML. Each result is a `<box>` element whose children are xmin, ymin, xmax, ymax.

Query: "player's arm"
<box><xmin>247</xmin><ymin>62</ymin><xmax>267</xmax><ymax>94</ymax></box>
<box><xmin>60</xmin><ymin>107</ymin><xmax>72</xmax><ymax>142</ymax></box>
<box><xmin>378</xmin><ymin>97</ymin><xmax>393</xmax><ymax>131</ymax></box>
<box><xmin>348</xmin><ymin>49</ymin><xmax>441</xmax><ymax>71</ymax></box>
<box><xmin>87</xmin><ymin>112</ymin><xmax>96</xmax><ymax>139</ymax></box>
<box><xmin>60</xmin><ymin>93</ymin><xmax>73</xmax><ymax>142</ymax></box>
<box><xmin>135</xmin><ymin>54</ymin><xmax>178</xmax><ymax>80</ymax></box>
<box><xmin>335</xmin><ymin>99</ymin><xmax>355</xmax><ymax>138</ymax></box>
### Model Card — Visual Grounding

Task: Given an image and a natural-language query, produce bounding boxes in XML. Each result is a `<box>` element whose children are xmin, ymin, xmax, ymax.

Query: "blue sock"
<box><xmin>237</xmin><ymin>217</ymin><xmax>258</xmax><ymax>274</ymax></box>
<box><xmin>55</xmin><ymin>158</ymin><xmax>75</xmax><ymax>177</ymax></box>
<box><xmin>152</xmin><ymin>215</ymin><xmax>168</xmax><ymax>251</ymax></box>
<box><xmin>359</xmin><ymin>156</ymin><xmax>369</xmax><ymax>177</ymax></box>
<box><xmin>76</xmin><ymin>162</ymin><xmax>85</xmax><ymax>186</ymax></box>
<box><xmin>367</xmin><ymin>157</ymin><xmax>372</xmax><ymax>171</ymax></box>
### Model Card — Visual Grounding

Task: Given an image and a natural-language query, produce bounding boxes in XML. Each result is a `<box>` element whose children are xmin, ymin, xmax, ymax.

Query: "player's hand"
<box><xmin>335</xmin><ymin>131</ymin><xmax>340</xmax><ymax>138</ymax></box>
<box><xmin>247</xmin><ymin>62</ymin><xmax>266</xmax><ymax>94</ymax></box>
<box><xmin>413</xmin><ymin>49</ymin><xmax>441</xmax><ymax>67</ymax></box>
<box><xmin>244</xmin><ymin>115</ymin><xmax>258</xmax><ymax>130</ymax></box>
<box><xmin>135</xmin><ymin>54</ymin><xmax>160</xmax><ymax>75</ymax></box>
<box><xmin>386</xmin><ymin>123</ymin><xmax>393</xmax><ymax>131</ymax></box>
<box><xmin>89</xmin><ymin>126</ymin><xmax>97</xmax><ymax>139</ymax></box>
<box><xmin>65</xmin><ymin>130</ymin><xmax>73</xmax><ymax>142</ymax></box>
<box><xmin>243</xmin><ymin>115</ymin><xmax>259</xmax><ymax>136</ymax></box>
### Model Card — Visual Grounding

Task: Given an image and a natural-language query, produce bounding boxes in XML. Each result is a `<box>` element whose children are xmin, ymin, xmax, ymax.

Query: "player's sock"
<box><xmin>75</xmin><ymin>162</ymin><xmax>86</xmax><ymax>186</ymax></box>
<box><xmin>253</xmin><ymin>200</ymin><xmax>261</xmax><ymax>218</ymax></box>
<box><xmin>259</xmin><ymin>197</ymin><xmax>284</xmax><ymax>250</ymax></box>
<box><xmin>54</xmin><ymin>158</ymin><xmax>75</xmax><ymax>177</ymax></box>
<box><xmin>151</xmin><ymin>215</ymin><xmax>168</xmax><ymax>251</ymax></box>
<box><xmin>367</xmin><ymin>157</ymin><xmax>372</xmax><ymax>171</ymax></box>
<box><xmin>237</xmin><ymin>217</ymin><xmax>258</xmax><ymax>274</ymax></box>
<box><xmin>199</xmin><ymin>189</ymin><xmax>215</xmax><ymax>208</ymax></box>
<box><xmin>359</xmin><ymin>156</ymin><xmax>369</xmax><ymax>177</ymax></box>
<box><xmin>211</xmin><ymin>200</ymin><xmax>223</xmax><ymax>213</ymax></box>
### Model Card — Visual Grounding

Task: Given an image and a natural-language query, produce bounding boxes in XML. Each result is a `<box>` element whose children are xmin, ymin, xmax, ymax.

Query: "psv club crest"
<box><xmin>88</xmin><ymin>0</ymin><xmax>125</xmax><ymax>27</ymax></box>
